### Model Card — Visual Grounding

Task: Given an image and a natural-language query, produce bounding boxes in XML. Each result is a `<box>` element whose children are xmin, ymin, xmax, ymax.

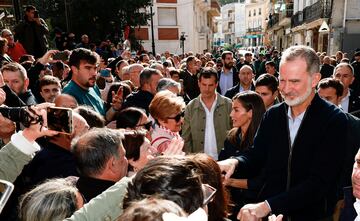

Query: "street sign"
<box><xmin>319</xmin><ymin>21</ymin><xmax>330</xmax><ymax>33</ymax></box>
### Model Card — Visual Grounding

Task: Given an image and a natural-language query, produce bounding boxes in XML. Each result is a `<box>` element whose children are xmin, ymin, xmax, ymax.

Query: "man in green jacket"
<box><xmin>182</xmin><ymin>67</ymin><xmax>232</xmax><ymax>160</ymax></box>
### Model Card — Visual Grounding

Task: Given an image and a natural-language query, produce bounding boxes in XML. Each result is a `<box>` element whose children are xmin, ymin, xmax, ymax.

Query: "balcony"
<box><xmin>247</xmin><ymin>27</ymin><xmax>263</xmax><ymax>33</ymax></box>
<box><xmin>291</xmin><ymin>10</ymin><xmax>304</xmax><ymax>28</ymax></box>
<box><xmin>303</xmin><ymin>0</ymin><xmax>331</xmax><ymax>23</ymax></box>
<box><xmin>267</xmin><ymin>13</ymin><xmax>279</xmax><ymax>30</ymax></box>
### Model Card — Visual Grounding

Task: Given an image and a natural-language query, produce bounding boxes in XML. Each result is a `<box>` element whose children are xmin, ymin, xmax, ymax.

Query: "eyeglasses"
<box><xmin>167</xmin><ymin>111</ymin><xmax>185</xmax><ymax>122</ymax></box>
<box><xmin>202</xmin><ymin>184</ymin><xmax>217</xmax><ymax>206</ymax></box>
<box><xmin>137</xmin><ymin>121</ymin><xmax>152</xmax><ymax>131</ymax></box>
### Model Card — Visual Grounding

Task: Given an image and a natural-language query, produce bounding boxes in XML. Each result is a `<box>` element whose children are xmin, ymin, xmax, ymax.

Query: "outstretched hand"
<box><xmin>163</xmin><ymin>137</ymin><xmax>185</xmax><ymax>156</ymax></box>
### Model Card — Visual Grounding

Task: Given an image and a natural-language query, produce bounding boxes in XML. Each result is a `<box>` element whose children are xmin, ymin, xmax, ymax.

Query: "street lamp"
<box><xmin>150</xmin><ymin>3</ymin><xmax>156</xmax><ymax>55</ymax></box>
<box><xmin>180</xmin><ymin>32</ymin><xmax>186</xmax><ymax>56</ymax></box>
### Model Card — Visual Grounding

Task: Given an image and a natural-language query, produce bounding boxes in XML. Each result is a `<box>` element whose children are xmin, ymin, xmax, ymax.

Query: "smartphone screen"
<box><xmin>47</xmin><ymin>107</ymin><xmax>72</xmax><ymax>134</ymax></box>
<box><xmin>53</xmin><ymin>52</ymin><xmax>68</xmax><ymax>61</ymax></box>
<box><xmin>0</xmin><ymin>180</ymin><xmax>14</xmax><ymax>213</ymax></box>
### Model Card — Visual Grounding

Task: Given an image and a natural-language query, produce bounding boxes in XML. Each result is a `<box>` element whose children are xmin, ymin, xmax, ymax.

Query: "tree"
<box><xmin>27</xmin><ymin>0</ymin><xmax>152</xmax><ymax>49</ymax></box>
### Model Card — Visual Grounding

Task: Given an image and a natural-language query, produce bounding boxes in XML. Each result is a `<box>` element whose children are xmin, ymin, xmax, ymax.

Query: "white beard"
<box><xmin>282</xmin><ymin>78</ymin><xmax>313</xmax><ymax>107</ymax></box>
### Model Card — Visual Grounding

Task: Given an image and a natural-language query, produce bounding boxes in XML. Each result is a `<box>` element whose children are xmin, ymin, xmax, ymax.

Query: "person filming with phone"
<box><xmin>14</xmin><ymin>5</ymin><xmax>49</xmax><ymax>58</ymax></box>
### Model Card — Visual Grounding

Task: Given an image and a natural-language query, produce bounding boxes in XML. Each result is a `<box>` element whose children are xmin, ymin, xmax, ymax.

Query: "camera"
<box><xmin>0</xmin><ymin>107</ymin><xmax>43</xmax><ymax>127</ymax></box>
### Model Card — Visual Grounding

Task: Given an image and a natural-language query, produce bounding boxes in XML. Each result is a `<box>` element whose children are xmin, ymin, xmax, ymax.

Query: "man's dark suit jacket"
<box><xmin>320</xmin><ymin>64</ymin><xmax>334</xmax><ymax>79</ymax></box>
<box><xmin>179</xmin><ymin>69</ymin><xmax>200</xmax><ymax>100</ymax></box>
<box><xmin>224</xmin><ymin>83</ymin><xmax>255</xmax><ymax>99</ymax></box>
<box><xmin>217</xmin><ymin>66</ymin><xmax>239</xmax><ymax>95</ymax></box>
<box><xmin>235</xmin><ymin>93</ymin><xmax>348</xmax><ymax>221</ymax></box>
<box><xmin>349</xmin><ymin>89</ymin><xmax>360</xmax><ymax>115</ymax></box>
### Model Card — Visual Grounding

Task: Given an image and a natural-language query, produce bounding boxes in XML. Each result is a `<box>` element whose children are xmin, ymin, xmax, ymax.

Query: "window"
<box><xmin>259</xmin><ymin>8</ymin><xmax>261</xmax><ymax>15</ymax></box>
<box><xmin>249</xmin><ymin>10</ymin><xmax>251</xmax><ymax>17</ymax></box>
<box><xmin>158</xmin><ymin>7</ymin><xmax>177</xmax><ymax>26</ymax></box>
<box><xmin>253</xmin><ymin>9</ymin><xmax>256</xmax><ymax>16</ymax></box>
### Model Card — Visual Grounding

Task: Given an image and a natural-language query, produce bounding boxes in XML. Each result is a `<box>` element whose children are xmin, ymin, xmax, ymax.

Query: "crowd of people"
<box><xmin>1</xmin><ymin>4</ymin><xmax>360</xmax><ymax>221</ymax></box>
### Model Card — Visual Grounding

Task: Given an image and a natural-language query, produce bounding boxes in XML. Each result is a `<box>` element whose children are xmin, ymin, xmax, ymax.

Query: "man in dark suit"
<box><xmin>179</xmin><ymin>56</ymin><xmax>200</xmax><ymax>100</ymax></box>
<box><xmin>224</xmin><ymin>65</ymin><xmax>255</xmax><ymax>99</ymax></box>
<box><xmin>320</xmin><ymin>56</ymin><xmax>334</xmax><ymax>79</ymax></box>
<box><xmin>217</xmin><ymin>51</ymin><xmax>238</xmax><ymax>95</ymax></box>
<box><xmin>318</xmin><ymin>78</ymin><xmax>360</xmax><ymax>191</ymax></box>
<box><xmin>333</xmin><ymin>63</ymin><xmax>360</xmax><ymax>116</ymax></box>
<box><xmin>218</xmin><ymin>46</ymin><xmax>348</xmax><ymax>221</ymax></box>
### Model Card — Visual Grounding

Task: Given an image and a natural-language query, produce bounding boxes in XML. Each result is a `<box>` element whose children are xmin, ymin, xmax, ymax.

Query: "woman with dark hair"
<box><xmin>190</xmin><ymin>153</ymin><xmax>230</xmax><ymax>221</ymax></box>
<box><xmin>116</xmin><ymin>107</ymin><xmax>151</xmax><ymax>130</ymax></box>
<box><xmin>123</xmin><ymin>156</ymin><xmax>204</xmax><ymax>215</ymax></box>
<box><xmin>219</xmin><ymin>91</ymin><xmax>266</xmax><ymax>160</ymax></box>
<box><xmin>218</xmin><ymin>91</ymin><xmax>266</xmax><ymax>219</ymax></box>
<box><xmin>121</xmin><ymin>130</ymin><xmax>155</xmax><ymax>174</ymax></box>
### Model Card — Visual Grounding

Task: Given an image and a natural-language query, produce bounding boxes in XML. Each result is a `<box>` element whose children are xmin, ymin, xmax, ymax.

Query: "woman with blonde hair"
<box><xmin>149</xmin><ymin>90</ymin><xmax>186</xmax><ymax>153</ymax></box>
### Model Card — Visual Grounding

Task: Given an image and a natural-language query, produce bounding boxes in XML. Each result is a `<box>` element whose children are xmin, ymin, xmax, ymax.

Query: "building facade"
<box><xmin>136</xmin><ymin>0</ymin><xmax>220</xmax><ymax>55</ymax></box>
<box><xmin>244</xmin><ymin>0</ymin><xmax>266</xmax><ymax>47</ymax></box>
<box><xmin>267</xmin><ymin>0</ymin><xmax>331</xmax><ymax>53</ymax></box>
<box><xmin>330</xmin><ymin>0</ymin><xmax>360</xmax><ymax>57</ymax></box>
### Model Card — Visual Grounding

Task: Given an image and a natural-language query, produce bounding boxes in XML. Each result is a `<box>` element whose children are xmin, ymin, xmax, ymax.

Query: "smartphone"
<box><xmin>47</xmin><ymin>107</ymin><xmax>72</xmax><ymax>134</ymax></box>
<box><xmin>53</xmin><ymin>51</ymin><xmax>69</xmax><ymax>61</ymax></box>
<box><xmin>34</xmin><ymin>10</ymin><xmax>39</xmax><ymax>18</ymax></box>
<box><xmin>0</xmin><ymin>180</ymin><xmax>14</xmax><ymax>213</ymax></box>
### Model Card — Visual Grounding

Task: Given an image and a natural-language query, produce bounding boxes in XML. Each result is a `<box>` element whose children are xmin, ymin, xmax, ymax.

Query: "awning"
<box><xmin>243</xmin><ymin>34</ymin><xmax>263</xmax><ymax>39</ymax></box>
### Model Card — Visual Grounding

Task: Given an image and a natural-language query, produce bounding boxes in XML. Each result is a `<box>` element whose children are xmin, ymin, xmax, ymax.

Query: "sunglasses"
<box><xmin>202</xmin><ymin>184</ymin><xmax>217</xmax><ymax>206</ymax></box>
<box><xmin>168</xmin><ymin>111</ymin><xmax>185</xmax><ymax>122</ymax></box>
<box><xmin>137</xmin><ymin>121</ymin><xmax>152</xmax><ymax>131</ymax></box>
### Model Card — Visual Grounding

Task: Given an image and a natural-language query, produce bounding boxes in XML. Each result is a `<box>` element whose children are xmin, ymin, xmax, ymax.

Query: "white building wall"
<box><xmin>141</xmin><ymin>0</ymin><xmax>213</xmax><ymax>54</ymax></box>
<box><xmin>235</xmin><ymin>3</ymin><xmax>246</xmax><ymax>38</ymax></box>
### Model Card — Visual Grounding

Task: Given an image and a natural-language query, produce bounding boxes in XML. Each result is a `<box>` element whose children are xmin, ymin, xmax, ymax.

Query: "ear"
<box><xmin>248</xmin><ymin>109</ymin><xmax>253</xmax><ymax>119</ymax></box>
<box><xmin>273</xmin><ymin>90</ymin><xmax>279</xmax><ymax>100</ymax></box>
<box><xmin>351</xmin><ymin>75</ymin><xmax>355</xmax><ymax>84</ymax></box>
<box><xmin>39</xmin><ymin>90</ymin><xmax>44</xmax><ymax>98</ymax></box>
<box><xmin>24</xmin><ymin>78</ymin><xmax>30</xmax><ymax>90</ymax></box>
<box><xmin>70</xmin><ymin>65</ymin><xmax>78</xmax><ymax>76</ymax></box>
<box><xmin>311</xmin><ymin>73</ymin><xmax>321</xmax><ymax>88</ymax></box>
<box><xmin>157</xmin><ymin>118</ymin><xmax>167</xmax><ymax>127</ymax></box>
<box><xmin>128</xmin><ymin>158</ymin><xmax>140</xmax><ymax>172</ymax></box>
<box><xmin>107</xmin><ymin>156</ymin><xmax>118</xmax><ymax>174</ymax></box>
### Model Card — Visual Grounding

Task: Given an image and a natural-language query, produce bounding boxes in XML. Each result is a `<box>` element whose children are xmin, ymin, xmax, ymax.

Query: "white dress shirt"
<box><xmin>287</xmin><ymin>107</ymin><xmax>306</xmax><ymax>146</ymax></box>
<box><xmin>200</xmin><ymin>95</ymin><xmax>218</xmax><ymax>160</ymax></box>
<box><xmin>354</xmin><ymin>199</ymin><xmax>360</xmax><ymax>221</ymax></box>
<box><xmin>340</xmin><ymin>90</ymin><xmax>350</xmax><ymax>113</ymax></box>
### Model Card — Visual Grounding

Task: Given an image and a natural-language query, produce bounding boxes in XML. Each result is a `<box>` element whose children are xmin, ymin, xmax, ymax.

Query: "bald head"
<box><xmin>240</xmin><ymin>65</ymin><xmax>253</xmax><ymax>73</ymax></box>
<box><xmin>55</xmin><ymin>94</ymin><xmax>78</xmax><ymax>109</ymax></box>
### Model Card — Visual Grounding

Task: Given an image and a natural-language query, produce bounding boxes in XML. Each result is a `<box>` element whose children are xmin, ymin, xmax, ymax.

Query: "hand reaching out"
<box><xmin>163</xmin><ymin>137</ymin><xmax>185</xmax><ymax>156</ymax></box>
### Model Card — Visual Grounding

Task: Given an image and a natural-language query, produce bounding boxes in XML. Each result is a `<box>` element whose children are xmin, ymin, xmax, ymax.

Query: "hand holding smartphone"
<box><xmin>52</xmin><ymin>51</ymin><xmax>69</xmax><ymax>61</ymax></box>
<box><xmin>46</xmin><ymin>107</ymin><xmax>72</xmax><ymax>134</ymax></box>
